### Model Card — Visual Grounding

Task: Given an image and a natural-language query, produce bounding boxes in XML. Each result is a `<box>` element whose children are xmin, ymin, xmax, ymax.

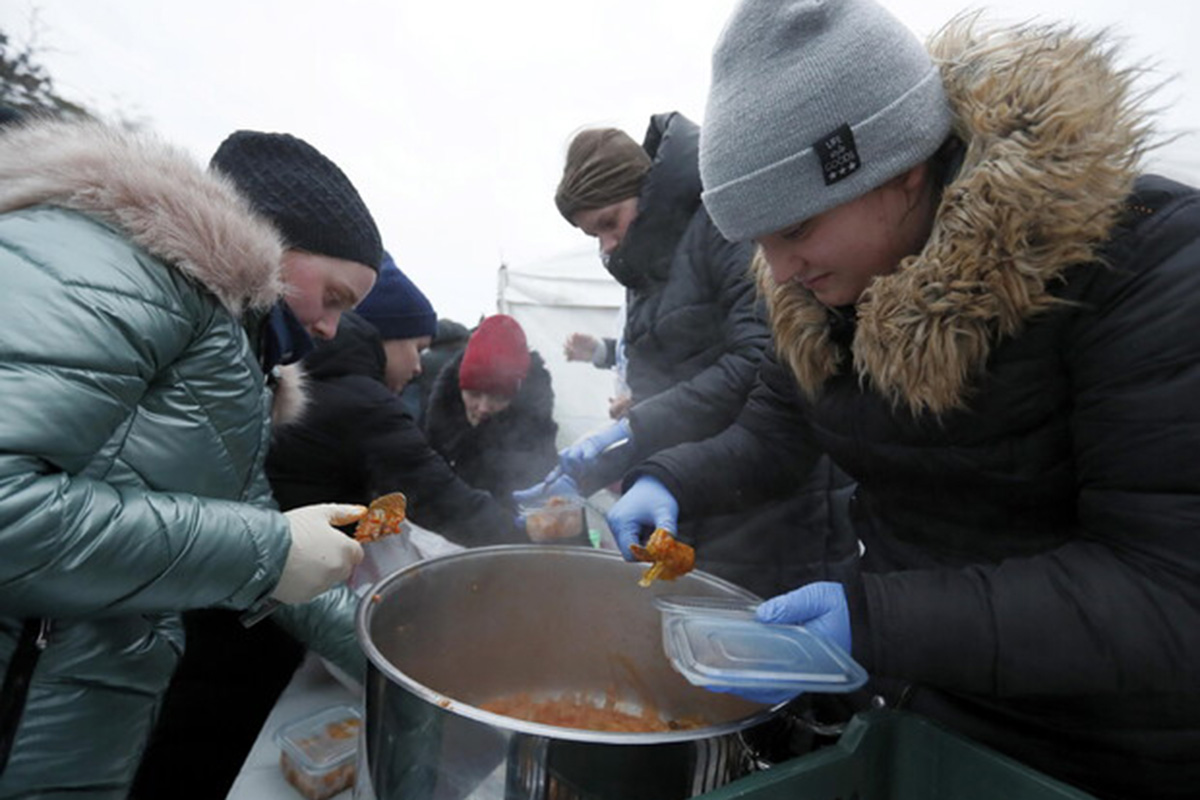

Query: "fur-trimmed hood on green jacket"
<box><xmin>0</xmin><ymin>119</ymin><xmax>362</xmax><ymax>798</ymax></box>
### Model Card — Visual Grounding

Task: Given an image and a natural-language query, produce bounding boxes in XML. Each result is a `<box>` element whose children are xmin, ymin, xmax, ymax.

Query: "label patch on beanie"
<box><xmin>814</xmin><ymin>124</ymin><xmax>860</xmax><ymax>186</ymax></box>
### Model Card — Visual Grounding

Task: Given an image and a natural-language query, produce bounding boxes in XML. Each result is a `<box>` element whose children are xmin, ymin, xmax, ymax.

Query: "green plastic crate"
<box><xmin>696</xmin><ymin>710</ymin><xmax>1098</xmax><ymax>800</ymax></box>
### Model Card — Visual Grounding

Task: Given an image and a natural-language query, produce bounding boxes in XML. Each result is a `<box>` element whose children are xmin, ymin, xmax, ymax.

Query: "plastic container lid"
<box><xmin>656</xmin><ymin>595</ymin><xmax>868</xmax><ymax>693</ymax></box>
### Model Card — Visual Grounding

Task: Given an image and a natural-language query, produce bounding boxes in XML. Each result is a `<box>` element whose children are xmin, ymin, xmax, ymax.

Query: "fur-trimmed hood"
<box><xmin>0</xmin><ymin>119</ymin><xmax>284</xmax><ymax>315</ymax></box>
<box><xmin>758</xmin><ymin>16</ymin><xmax>1153</xmax><ymax>415</ymax></box>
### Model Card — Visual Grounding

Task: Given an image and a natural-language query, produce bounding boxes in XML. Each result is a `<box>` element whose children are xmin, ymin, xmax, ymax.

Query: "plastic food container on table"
<box><xmin>655</xmin><ymin>595</ymin><xmax>869</xmax><ymax>694</ymax></box>
<box><xmin>274</xmin><ymin>704</ymin><xmax>362</xmax><ymax>800</ymax></box>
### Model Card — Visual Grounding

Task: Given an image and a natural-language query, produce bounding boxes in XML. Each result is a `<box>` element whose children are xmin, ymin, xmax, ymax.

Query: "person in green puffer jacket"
<box><xmin>0</xmin><ymin>120</ymin><xmax>379</xmax><ymax>798</ymax></box>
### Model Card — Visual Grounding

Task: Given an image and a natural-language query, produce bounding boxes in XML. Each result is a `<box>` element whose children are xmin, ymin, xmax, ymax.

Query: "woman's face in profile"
<box><xmin>571</xmin><ymin>197</ymin><xmax>639</xmax><ymax>264</ymax></box>
<box><xmin>382</xmin><ymin>336</ymin><xmax>431</xmax><ymax>393</ymax></box>
<box><xmin>461</xmin><ymin>389</ymin><xmax>513</xmax><ymax>427</ymax></box>
<box><xmin>754</xmin><ymin>164</ymin><xmax>935</xmax><ymax>308</ymax></box>
<box><xmin>281</xmin><ymin>251</ymin><xmax>377</xmax><ymax>340</ymax></box>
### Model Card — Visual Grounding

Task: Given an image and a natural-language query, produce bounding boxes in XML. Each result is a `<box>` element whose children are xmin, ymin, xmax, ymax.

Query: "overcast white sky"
<box><xmin>2</xmin><ymin>0</ymin><xmax>1196</xmax><ymax>324</ymax></box>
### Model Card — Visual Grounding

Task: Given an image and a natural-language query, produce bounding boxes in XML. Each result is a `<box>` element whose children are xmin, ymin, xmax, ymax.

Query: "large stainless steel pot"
<box><xmin>355</xmin><ymin>545</ymin><xmax>783</xmax><ymax>800</ymax></box>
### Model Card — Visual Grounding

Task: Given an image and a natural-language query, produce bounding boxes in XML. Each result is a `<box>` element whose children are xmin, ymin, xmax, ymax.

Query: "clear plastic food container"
<box><xmin>521</xmin><ymin>495</ymin><xmax>585</xmax><ymax>542</ymax></box>
<box><xmin>275</xmin><ymin>704</ymin><xmax>362</xmax><ymax>800</ymax></box>
<box><xmin>655</xmin><ymin>595</ymin><xmax>868</xmax><ymax>694</ymax></box>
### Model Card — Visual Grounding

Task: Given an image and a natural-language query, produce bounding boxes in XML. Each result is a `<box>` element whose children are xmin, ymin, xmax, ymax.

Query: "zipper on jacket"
<box><xmin>33</xmin><ymin>619</ymin><xmax>51</xmax><ymax>651</ymax></box>
<box><xmin>0</xmin><ymin>618</ymin><xmax>51</xmax><ymax>774</ymax></box>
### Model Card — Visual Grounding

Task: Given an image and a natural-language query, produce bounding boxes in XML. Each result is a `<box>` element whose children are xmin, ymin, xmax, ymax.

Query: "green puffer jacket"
<box><xmin>0</xmin><ymin>121</ymin><xmax>363</xmax><ymax>799</ymax></box>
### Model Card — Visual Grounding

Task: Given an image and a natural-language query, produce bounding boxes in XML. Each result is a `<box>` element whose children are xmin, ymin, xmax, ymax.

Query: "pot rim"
<box><xmin>355</xmin><ymin>545</ymin><xmax>785</xmax><ymax>744</ymax></box>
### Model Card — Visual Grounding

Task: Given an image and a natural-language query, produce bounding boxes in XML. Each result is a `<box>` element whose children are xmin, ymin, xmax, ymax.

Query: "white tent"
<box><xmin>497</xmin><ymin>247</ymin><xmax>624</xmax><ymax>450</ymax></box>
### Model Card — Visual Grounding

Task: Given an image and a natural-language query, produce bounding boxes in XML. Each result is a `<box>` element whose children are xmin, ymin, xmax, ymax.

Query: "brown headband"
<box><xmin>555</xmin><ymin>128</ymin><xmax>651</xmax><ymax>223</ymax></box>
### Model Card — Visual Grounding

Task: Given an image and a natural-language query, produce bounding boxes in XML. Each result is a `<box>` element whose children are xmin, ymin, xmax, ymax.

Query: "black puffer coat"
<box><xmin>610</xmin><ymin>112</ymin><xmax>771</xmax><ymax>455</ymax></box>
<box><xmin>424</xmin><ymin>349</ymin><xmax>558</xmax><ymax>504</ymax></box>
<box><xmin>600</xmin><ymin>111</ymin><xmax>854</xmax><ymax>597</ymax></box>
<box><xmin>266</xmin><ymin>312</ymin><xmax>524</xmax><ymax>547</ymax></box>
<box><xmin>643</xmin><ymin>21</ymin><xmax>1200</xmax><ymax>799</ymax></box>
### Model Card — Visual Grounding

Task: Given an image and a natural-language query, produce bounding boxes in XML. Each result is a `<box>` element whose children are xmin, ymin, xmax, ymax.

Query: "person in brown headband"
<box><xmin>555</xmin><ymin>128</ymin><xmax>651</xmax><ymax>249</ymax></box>
<box><xmin>518</xmin><ymin>112</ymin><xmax>854</xmax><ymax>601</ymax></box>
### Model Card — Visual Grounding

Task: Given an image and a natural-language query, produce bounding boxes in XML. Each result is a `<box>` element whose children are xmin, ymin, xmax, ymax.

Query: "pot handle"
<box><xmin>739</xmin><ymin>693</ymin><xmax>889</xmax><ymax>771</ymax></box>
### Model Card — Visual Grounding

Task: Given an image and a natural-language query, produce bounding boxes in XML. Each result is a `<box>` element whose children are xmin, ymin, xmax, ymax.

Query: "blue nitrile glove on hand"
<box><xmin>512</xmin><ymin>471</ymin><xmax>580</xmax><ymax>527</ymax></box>
<box><xmin>558</xmin><ymin>418</ymin><xmax>632</xmax><ymax>480</ymax></box>
<box><xmin>701</xmin><ymin>582</ymin><xmax>853</xmax><ymax>706</ymax></box>
<box><xmin>513</xmin><ymin>470</ymin><xmax>579</xmax><ymax>507</ymax></box>
<box><xmin>605</xmin><ymin>475</ymin><xmax>678</xmax><ymax>560</ymax></box>
<box><xmin>757</xmin><ymin>581</ymin><xmax>852</xmax><ymax>655</ymax></box>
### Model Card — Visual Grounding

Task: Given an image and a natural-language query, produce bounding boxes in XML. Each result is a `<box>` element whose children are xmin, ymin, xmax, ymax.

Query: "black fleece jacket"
<box><xmin>266</xmin><ymin>312</ymin><xmax>523</xmax><ymax>547</ymax></box>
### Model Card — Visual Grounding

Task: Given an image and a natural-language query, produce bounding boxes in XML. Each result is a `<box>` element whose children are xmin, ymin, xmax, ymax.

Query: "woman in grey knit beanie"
<box><xmin>607</xmin><ymin>0</ymin><xmax>1200</xmax><ymax>796</ymax></box>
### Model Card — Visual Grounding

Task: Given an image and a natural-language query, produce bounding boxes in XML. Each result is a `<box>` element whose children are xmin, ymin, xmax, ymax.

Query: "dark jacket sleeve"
<box><xmin>353</xmin><ymin>385</ymin><xmax>525</xmax><ymax>548</ymax></box>
<box><xmin>626</xmin><ymin>218</ymin><xmax>770</xmax><ymax>454</ymax></box>
<box><xmin>595</xmin><ymin>337</ymin><xmax>618</xmax><ymax>370</ymax></box>
<box><xmin>639</xmin><ymin>350</ymin><xmax>825</xmax><ymax>519</ymax></box>
<box><xmin>865</xmin><ymin>190</ymin><xmax>1200</xmax><ymax>697</ymax></box>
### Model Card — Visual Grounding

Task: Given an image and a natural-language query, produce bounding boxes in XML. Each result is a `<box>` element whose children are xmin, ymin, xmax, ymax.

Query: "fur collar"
<box><xmin>0</xmin><ymin>119</ymin><xmax>283</xmax><ymax>314</ymax></box>
<box><xmin>758</xmin><ymin>16</ymin><xmax>1152</xmax><ymax>415</ymax></box>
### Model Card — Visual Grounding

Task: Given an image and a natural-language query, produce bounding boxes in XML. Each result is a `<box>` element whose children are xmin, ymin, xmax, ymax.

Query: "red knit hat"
<box><xmin>459</xmin><ymin>315</ymin><xmax>531</xmax><ymax>397</ymax></box>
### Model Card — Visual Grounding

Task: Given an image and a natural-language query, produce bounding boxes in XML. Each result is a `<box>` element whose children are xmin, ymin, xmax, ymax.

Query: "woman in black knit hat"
<box><xmin>0</xmin><ymin>118</ymin><xmax>374</xmax><ymax>797</ymax></box>
<box><xmin>133</xmin><ymin>130</ymin><xmax>391</xmax><ymax>799</ymax></box>
<box><xmin>210</xmin><ymin>130</ymin><xmax>384</xmax><ymax>405</ymax></box>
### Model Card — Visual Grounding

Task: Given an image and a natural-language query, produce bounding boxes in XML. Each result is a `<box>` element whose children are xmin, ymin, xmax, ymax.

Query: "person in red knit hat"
<box><xmin>457</xmin><ymin>314</ymin><xmax>533</xmax><ymax>425</ymax></box>
<box><xmin>424</xmin><ymin>315</ymin><xmax>560</xmax><ymax>511</ymax></box>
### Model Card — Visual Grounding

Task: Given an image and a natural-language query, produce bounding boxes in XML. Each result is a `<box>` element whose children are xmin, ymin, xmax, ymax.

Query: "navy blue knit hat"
<box><xmin>355</xmin><ymin>252</ymin><xmax>437</xmax><ymax>341</ymax></box>
<box><xmin>210</xmin><ymin>130</ymin><xmax>383</xmax><ymax>271</ymax></box>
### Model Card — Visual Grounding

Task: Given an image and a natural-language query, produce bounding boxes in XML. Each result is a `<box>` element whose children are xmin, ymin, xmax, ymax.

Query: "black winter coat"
<box><xmin>641</xmin><ymin>22</ymin><xmax>1200</xmax><ymax>797</ymax></box>
<box><xmin>648</xmin><ymin>178</ymin><xmax>1200</xmax><ymax>796</ymax></box>
<box><xmin>424</xmin><ymin>349</ymin><xmax>558</xmax><ymax>504</ymax></box>
<box><xmin>599</xmin><ymin>111</ymin><xmax>854</xmax><ymax>597</ymax></box>
<box><xmin>266</xmin><ymin>312</ymin><xmax>524</xmax><ymax>547</ymax></box>
<box><xmin>609</xmin><ymin>112</ymin><xmax>771</xmax><ymax>456</ymax></box>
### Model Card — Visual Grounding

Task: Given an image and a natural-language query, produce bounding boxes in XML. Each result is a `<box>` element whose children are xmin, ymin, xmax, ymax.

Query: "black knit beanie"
<box><xmin>210</xmin><ymin>130</ymin><xmax>383</xmax><ymax>271</ymax></box>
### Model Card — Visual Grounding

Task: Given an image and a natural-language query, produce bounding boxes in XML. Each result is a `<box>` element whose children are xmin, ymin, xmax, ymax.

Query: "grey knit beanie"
<box><xmin>700</xmin><ymin>0</ymin><xmax>953</xmax><ymax>242</ymax></box>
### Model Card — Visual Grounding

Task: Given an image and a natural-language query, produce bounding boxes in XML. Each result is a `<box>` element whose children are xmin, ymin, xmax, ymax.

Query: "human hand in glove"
<box><xmin>271</xmin><ymin>504</ymin><xmax>366</xmax><ymax>604</ymax></box>
<box><xmin>605</xmin><ymin>475</ymin><xmax>678</xmax><ymax>560</ymax></box>
<box><xmin>756</xmin><ymin>581</ymin><xmax>852</xmax><ymax>655</ymax></box>
<box><xmin>512</xmin><ymin>470</ymin><xmax>580</xmax><ymax>510</ymax></box>
<box><xmin>558</xmin><ymin>418</ymin><xmax>632</xmax><ymax>480</ymax></box>
<box><xmin>702</xmin><ymin>582</ymin><xmax>853</xmax><ymax>706</ymax></box>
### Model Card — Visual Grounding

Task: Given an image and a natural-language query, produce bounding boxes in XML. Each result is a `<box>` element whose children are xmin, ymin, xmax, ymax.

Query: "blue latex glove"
<box><xmin>605</xmin><ymin>475</ymin><xmax>678</xmax><ymax>560</ymax></box>
<box><xmin>558</xmin><ymin>418</ymin><xmax>632</xmax><ymax>480</ymax></box>
<box><xmin>512</xmin><ymin>471</ymin><xmax>580</xmax><ymax>523</ymax></box>
<box><xmin>703</xmin><ymin>683</ymin><xmax>802</xmax><ymax>706</ymax></box>
<box><xmin>757</xmin><ymin>581</ymin><xmax>852</xmax><ymax>655</ymax></box>
<box><xmin>701</xmin><ymin>582</ymin><xmax>852</xmax><ymax>706</ymax></box>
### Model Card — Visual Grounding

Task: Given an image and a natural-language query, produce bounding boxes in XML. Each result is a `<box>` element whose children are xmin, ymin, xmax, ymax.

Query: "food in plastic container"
<box><xmin>522</xmin><ymin>495</ymin><xmax>584</xmax><ymax>542</ymax></box>
<box><xmin>275</xmin><ymin>704</ymin><xmax>362</xmax><ymax>800</ymax></box>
